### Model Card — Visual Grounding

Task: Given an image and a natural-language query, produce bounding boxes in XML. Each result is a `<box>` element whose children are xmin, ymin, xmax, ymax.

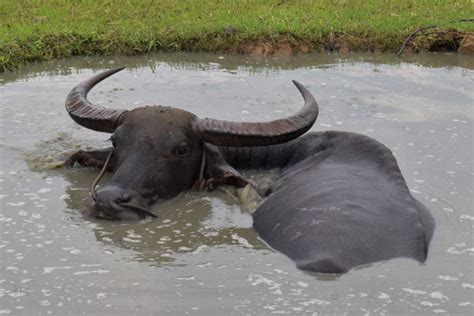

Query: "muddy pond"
<box><xmin>1</xmin><ymin>52</ymin><xmax>473</xmax><ymax>315</ymax></box>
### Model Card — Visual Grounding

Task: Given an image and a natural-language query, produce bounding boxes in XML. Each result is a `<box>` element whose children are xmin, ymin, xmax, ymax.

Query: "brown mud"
<box><xmin>458</xmin><ymin>32</ymin><xmax>474</xmax><ymax>53</ymax></box>
<box><xmin>230</xmin><ymin>30</ymin><xmax>472</xmax><ymax>57</ymax></box>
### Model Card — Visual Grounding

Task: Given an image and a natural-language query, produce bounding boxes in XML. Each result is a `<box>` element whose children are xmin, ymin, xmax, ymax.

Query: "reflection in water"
<box><xmin>2</xmin><ymin>52</ymin><xmax>473</xmax><ymax>84</ymax></box>
<box><xmin>60</xmin><ymin>163</ymin><xmax>266</xmax><ymax>267</ymax></box>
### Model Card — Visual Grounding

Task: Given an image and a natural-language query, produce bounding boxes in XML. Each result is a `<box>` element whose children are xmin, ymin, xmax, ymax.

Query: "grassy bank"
<box><xmin>1</xmin><ymin>0</ymin><xmax>473</xmax><ymax>71</ymax></box>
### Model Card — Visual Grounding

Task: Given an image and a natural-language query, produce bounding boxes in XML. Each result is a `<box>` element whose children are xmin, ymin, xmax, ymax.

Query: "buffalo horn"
<box><xmin>196</xmin><ymin>81</ymin><xmax>319</xmax><ymax>146</ymax></box>
<box><xmin>65</xmin><ymin>67</ymin><xmax>128</xmax><ymax>133</ymax></box>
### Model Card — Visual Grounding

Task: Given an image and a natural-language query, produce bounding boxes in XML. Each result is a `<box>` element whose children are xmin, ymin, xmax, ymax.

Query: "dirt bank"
<box><xmin>232</xmin><ymin>30</ymin><xmax>472</xmax><ymax>57</ymax></box>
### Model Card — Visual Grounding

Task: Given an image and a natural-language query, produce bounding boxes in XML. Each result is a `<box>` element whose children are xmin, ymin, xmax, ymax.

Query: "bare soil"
<box><xmin>230</xmin><ymin>31</ymin><xmax>471</xmax><ymax>57</ymax></box>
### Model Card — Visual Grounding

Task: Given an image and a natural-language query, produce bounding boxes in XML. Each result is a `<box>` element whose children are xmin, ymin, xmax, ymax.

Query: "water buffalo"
<box><xmin>65</xmin><ymin>67</ymin><xmax>434</xmax><ymax>273</ymax></box>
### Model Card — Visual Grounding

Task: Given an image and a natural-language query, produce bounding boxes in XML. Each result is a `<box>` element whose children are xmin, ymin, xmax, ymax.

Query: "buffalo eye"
<box><xmin>174</xmin><ymin>146</ymin><xmax>189</xmax><ymax>156</ymax></box>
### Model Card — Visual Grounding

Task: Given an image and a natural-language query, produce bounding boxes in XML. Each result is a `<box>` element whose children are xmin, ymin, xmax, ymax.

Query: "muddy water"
<box><xmin>1</xmin><ymin>52</ymin><xmax>473</xmax><ymax>315</ymax></box>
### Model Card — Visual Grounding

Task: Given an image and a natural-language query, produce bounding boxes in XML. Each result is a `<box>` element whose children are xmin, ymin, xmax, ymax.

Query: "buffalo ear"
<box><xmin>195</xmin><ymin>144</ymin><xmax>249</xmax><ymax>190</ymax></box>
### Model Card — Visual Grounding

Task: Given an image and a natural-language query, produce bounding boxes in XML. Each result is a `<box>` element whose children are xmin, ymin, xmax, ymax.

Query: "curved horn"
<box><xmin>196</xmin><ymin>81</ymin><xmax>319</xmax><ymax>147</ymax></box>
<box><xmin>65</xmin><ymin>67</ymin><xmax>128</xmax><ymax>133</ymax></box>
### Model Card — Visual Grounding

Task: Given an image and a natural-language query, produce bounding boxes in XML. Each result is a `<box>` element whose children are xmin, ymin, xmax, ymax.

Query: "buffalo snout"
<box><xmin>93</xmin><ymin>185</ymin><xmax>156</xmax><ymax>220</ymax></box>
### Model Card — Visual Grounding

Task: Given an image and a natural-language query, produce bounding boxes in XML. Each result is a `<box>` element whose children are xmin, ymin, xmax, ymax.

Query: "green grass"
<box><xmin>1</xmin><ymin>0</ymin><xmax>473</xmax><ymax>71</ymax></box>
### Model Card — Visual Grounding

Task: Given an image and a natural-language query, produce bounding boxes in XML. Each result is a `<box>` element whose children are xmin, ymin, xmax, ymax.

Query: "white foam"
<box><xmin>231</xmin><ymin>233</ymin><xmax>252</xmax><ymax>248</ymax></box>
<box><xmin>73</xmin><ymin>269</ymin><xmax>110</xmax><ymax>275</ymax></box>
<box><xmin>402</xmin><ymin>288</ymin><xmax>426</xmax><ymax>295</ymax></box>
<box><xmin>248</xmin><ymin>274</ymin><xmax>282</xmax><ymax>295</ymax></box>
<box><xmin>43</xmin><ymin>266</ymin><xmax>72</xmax><ymax>274</ymax></box>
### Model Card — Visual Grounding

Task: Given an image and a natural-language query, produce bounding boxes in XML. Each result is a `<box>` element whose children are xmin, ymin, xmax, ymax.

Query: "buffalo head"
<box><xmin>65</xmin><ymin>68</ymin><xmax>318</xmax><ymax>220</ymax></box>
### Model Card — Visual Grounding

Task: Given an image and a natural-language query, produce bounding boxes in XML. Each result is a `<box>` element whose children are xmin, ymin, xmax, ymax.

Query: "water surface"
<box><xmin>1</xmin><ymin>52</ymin><xmax>473</xmax><ymax>315</ymax></box>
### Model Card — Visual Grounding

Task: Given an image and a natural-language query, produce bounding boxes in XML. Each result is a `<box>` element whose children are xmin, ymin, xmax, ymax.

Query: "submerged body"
<box><xmin>64</xmin><ymin>68</ymin><xmax>434</xmax><ymax>273</ymax></box>
<box><xmin>222</xmin><ymin>132</ymin><xmax>435</xmax><ymax>273</ymax></box>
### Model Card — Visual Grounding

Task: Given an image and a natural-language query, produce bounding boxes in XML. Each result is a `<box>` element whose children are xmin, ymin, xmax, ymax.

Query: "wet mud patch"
<box><xmin>233</xmin><ymin>35</ymin><xmax>312</xmax><ymax>56</ymax></box>
<box><xmin>457</xmin><ymin>32</ymin><xmax>474</xmax><ymax>54</ymax></box>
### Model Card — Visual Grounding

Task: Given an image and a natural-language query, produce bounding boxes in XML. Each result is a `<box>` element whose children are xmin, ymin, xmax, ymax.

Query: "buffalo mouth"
<box><xmin>91</xmin><ymin>201</ymin><xmax>157</xmax><ymax>221</ymax></box>
<box><xmin>90</xmin><ymin>181</ymin><xmax>157</xmax><ymax>220</ymax></box>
